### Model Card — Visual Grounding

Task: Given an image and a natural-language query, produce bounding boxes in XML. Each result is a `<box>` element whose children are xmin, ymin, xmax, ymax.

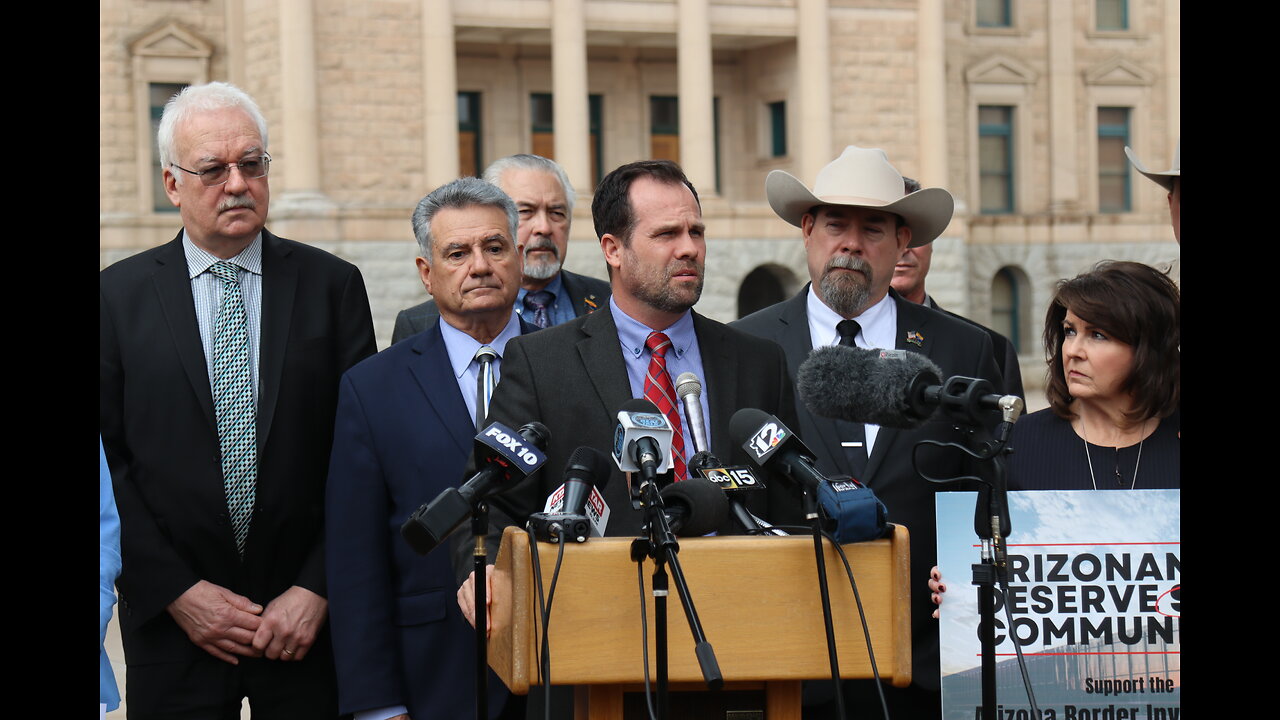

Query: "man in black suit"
<box><xmin>891</xmin><ymin>177</ymin><xmax>1023</xmax><ymax>399</ymax></box>
<box><xmin>457</xmin><ymin>160</ymin><xmax>802</xmax><ymax>639</ymax></box>
<box><xmin>99</xmin><ymin>81</ymin><xmax>376</xmax><ymax>719</ymax></box>
<box><xmin>391</xmin><ymin>154</ymin><xmax>609</xmax><ymax>343</ymax></box>
<box><xmin>733</xmin><ymin>146</ymin><xmax>1005</xmax><ymax>719</ymax></box>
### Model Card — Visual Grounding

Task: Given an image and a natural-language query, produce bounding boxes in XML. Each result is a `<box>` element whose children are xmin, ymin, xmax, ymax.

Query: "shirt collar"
<box><xmin>806</xmin><ymin>284</ymin><xmax>896</xmax><ymax>349</ymax></box>
<box><xmin>438</xmin><ymin>310</ymin><xmax>523</xmax><ymax>380</ymax></box>
<box><xmin>610</xmin><ymin>295</ymin><xmax>695</xmax><ymax>360</ymax></box>
<box><xmin>517</xmin><ymin>272</ymin><xmax>564</xmax><ymax>304</ymax></box>
<box><xmin>182</xmin><ymin>231</ymin><xmax>263</xmax><ymax>279</ymax></box>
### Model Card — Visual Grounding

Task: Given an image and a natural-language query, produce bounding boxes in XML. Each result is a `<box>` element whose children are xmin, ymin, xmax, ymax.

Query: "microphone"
<box><xmin>612</xmin><ymin>398</ymin><xmax>674</xmax><ymax>493</ymax></box>
<box><xmin>797</xmin><ymin>345</ymin><xmax>1023</xmax><ymax>429</ymax></box>
<box><xmin>729</xmin><ymin>408</ymin><xmax>828</xmax><ymax>494</ymax></box>
<box><xmin>401</xmin><ymin>421</ymin><xmax>550</xmax><ymax>555</ymax></box>
<box><xmin>660</xmin><ymin>476</ymin><xmax>729</xmax><ymax>536</ymax></box>
<box><xmin>673</xmin><ymin>372</ymin><xmax>773</xmax><ymax>533</ymax></box>
<box><xmin>528</xmin><ymin>446</ymin><xmax>612</xmax><ymax>543</ymax></box>
<box><xmin>675</xmin><ymin>372</ymin><xmax>710</xmax><ymax>459</ymax></box>
<box><xmin>816</xmin><ymin>477</ymin><xmax>888</xmax><ymax>543</ymax></box>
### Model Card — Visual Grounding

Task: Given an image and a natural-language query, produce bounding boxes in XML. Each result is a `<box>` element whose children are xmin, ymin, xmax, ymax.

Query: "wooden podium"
<box><xmin>486</xmin><ymin>525</ymin><xmax>913</xmax><ymax>719</ymax></box>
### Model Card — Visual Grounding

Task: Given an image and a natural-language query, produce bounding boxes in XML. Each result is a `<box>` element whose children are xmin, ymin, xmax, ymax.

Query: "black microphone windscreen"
<box><xmin>518</xmin><ymin>421</ymin><xmax>552</xmax><ymax>449</ymax></box>
<box><xmin>620</xmin><ymin>398</ymin><xmax>660</xmax><ymax>414</ymax></box>
<box><xmin>564</xmin><ymin>445</ymin><xmax>612</xmax><ymax>490</ymax></box>
<box><xmin>797</xmin><ymin>345</ymin><xmax>942</xmax><ymax>428</ymax></box>
<box><xmin>661</xmin><ymin>476</ymin><xmax>729</xmax><ymax>536</ymax></box>
<box><xmin>728</xmin><ymin>407</ymin><xmax>773</xmax><ymax>448</ymax></box>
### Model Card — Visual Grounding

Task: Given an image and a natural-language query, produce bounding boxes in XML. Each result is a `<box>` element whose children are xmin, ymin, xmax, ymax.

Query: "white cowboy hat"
<box><xmin>765</xmin><ymin>145</ymin><xmax>955</xmax><ymax>248</ymax></box>
<box><xmin>1124</xmin><ymin>141</ymin><xmax>1179</xmax><ymax>192</ymax></box>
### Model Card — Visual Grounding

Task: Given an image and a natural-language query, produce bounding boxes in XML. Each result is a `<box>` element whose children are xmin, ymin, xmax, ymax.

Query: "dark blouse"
<box><xmin>1006</xmin><ymin>407</ymin><xmax>1180</xmax><ymax>491</ymax></box>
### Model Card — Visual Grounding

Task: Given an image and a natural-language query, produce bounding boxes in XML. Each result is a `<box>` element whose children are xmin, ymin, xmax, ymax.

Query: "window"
<box><xmin>530</xmin><ymin>93</ymin><xmax>554</xmax><ymax>161</ymax></box>
<box><xmin>768</xmin><ymin>100</ymin><xmax>787</xmax><ymax>158</ymax></box>
<box><xmin>150</xmin><ymin>82</ymin><xmax>187</xmax><ymax>212</ymax></box>
<box><xmin>458</xmin><ymin>92</ymin><xmax>482</xmax><ymax>177</ymax></box>
<box><xmin>976</xmin><ymin>0</ymin><xmax>1011</xmax><ymax>28</ymax></box>
<box><xmin>650</xmin><ymin>96</ymin><xmax>679</xmax><ymax>162</ymax></box>
<box><xmin>1097</xmin><ymin>107</ymin><xmax>1131</xmax><ymax>213</ymax></box>
<box><xmin>1096</xmin><ymin>0</ymin><xmax>1128</xmax><ymax>31</ymax></box>
<box><xmin>978</xmin><ymin>106</ymin><xmax>1014</xmax><ymax>214</ymax></box>
<box><xmin>990</xmin><ymin>267</ymin><xmax>1021</xmax><ymax>353</ymax></box>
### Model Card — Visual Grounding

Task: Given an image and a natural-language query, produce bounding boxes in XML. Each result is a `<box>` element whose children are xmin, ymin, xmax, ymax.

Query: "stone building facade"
<box><xmin>100</xmin><ymin>0</ymin><xmax>1180</xmax><ymax>401</ymax></box>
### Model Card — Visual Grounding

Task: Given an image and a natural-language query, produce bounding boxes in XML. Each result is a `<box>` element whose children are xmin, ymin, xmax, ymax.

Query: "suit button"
<box><xmin>215</xmin><ymin>513</ymin><xmax>228</xmax><ymax>526</ymax></box>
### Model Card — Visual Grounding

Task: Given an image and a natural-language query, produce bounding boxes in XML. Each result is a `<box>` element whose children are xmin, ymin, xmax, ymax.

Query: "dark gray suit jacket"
<box><xmin>732</xmin><ymin>286</ymin><xmax>1005</xmax><ymax>696</ymax></box>
<box><xmin>391</xmin><ymin>268</ymin><xmax>610</xmax><ymax>344</ymax></box>
<box><xmin>484</xmin><ymin>304</ymin><xmax>805</xmax><ymax>539</ymax></box>
<box><xmin>927</xmin><ymin>295</ymin><xmax>1024</xmax><ymax>400</ymax></box>
<box><xmin>99</xmin><ymin>230</ymin><xmax>376</xmax><ymax>701</ymax></box>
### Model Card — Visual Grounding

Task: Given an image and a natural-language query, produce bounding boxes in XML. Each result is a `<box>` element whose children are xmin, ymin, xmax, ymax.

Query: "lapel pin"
<box><xmin>906</xmin><ymin>330</ymin><xmax>924</xmax><ymax>347</ymax></box>
<box><xmin>584</xmin><ymin>296</ymin><xmax>599</xmax><ymax>311</ymax></box>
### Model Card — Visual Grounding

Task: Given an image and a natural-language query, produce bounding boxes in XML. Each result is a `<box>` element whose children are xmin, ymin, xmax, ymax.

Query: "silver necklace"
<box><xmin>1081</xmin><ymin>417</ymin><xmax>1147</xmax><ymax>490</ymax></box>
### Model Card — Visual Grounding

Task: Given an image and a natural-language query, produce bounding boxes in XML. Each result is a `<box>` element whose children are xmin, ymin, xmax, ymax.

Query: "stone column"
<box><xmin>916</xmin><ymin>0</ymin><xmax>948</xmax><ymax>190</ymax></box>
<box><xmin>1047</xmin><ymin>0</ymin><xmax>1079</xmax><ymax>212</ymax></box>
<box><xmin>796</xmin><ymin>0</ymin><xmax>831</xmax><ymax>183</ymax></box>
<box><xmin>553</xmin><ymin>0</ymin><xmax>590</xmax><ymax>195</ymax></box>
<box><xmin>677</xmin><ymin>0</ymin><xmax>715</xmax><ymax>194</ymax></box>
<box><xmin>276</xmin><ymin>0</ymin><xmax>330</xmax><ymax>211</ymax></box>
<box><xmin>1165</xmin><ymin>0</ymin><xmax>1179</xmax><ymax>145</ymax></box>
<box><xmin>423</xmin><ymin>0</ymin><xmax>459</xmax><ymax>189</ymax></box>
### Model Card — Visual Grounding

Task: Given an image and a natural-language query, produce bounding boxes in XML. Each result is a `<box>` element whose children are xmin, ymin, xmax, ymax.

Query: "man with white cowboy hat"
<box><xmin>734</xmin><ymin>145</ymin><xmax>1009</xmax><ymax>719</ymax></box>
<box><xmin>1125</xmin><ymin>141</ymin><xmax>1179</xmax><ymax>243</ymax></box>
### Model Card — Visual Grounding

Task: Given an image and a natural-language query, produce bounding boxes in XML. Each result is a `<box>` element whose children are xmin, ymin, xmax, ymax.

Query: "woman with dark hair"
<box><xmin>1006</xmin><ymin>260</ymin><xmax>1179</xmax><ymax>490</ymax></box>
<box><xmin>929</xmin><ymin>260</ymin><xmax>1178</xmax><ymax>615</ymax></box>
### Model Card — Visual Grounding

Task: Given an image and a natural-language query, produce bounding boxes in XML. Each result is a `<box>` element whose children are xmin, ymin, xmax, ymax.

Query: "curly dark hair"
<box><xmin>1043</xmin><ymin>260</ymin><xmax>1179</xmax><ymax>423</ymax></box>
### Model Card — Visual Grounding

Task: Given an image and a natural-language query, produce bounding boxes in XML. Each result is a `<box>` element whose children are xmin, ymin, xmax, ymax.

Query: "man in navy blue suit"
<box><xmin>325</xmin><ymin>177</ymin><xmax>534</xmax><ymax>720</ymax></box>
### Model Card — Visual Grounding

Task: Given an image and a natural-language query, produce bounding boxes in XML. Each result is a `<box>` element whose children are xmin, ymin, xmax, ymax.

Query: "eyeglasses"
<box><xmin>171</xmin><ymin>153</ymin><xmax>272</xmax><ymax>187</ymax></box>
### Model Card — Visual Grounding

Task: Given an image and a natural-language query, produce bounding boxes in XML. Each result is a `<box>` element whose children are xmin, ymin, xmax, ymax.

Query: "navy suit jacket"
<box><xmin>325</xmin><ymin>317</ymin><xmax>534</xmax><ymax>719</ymax></box>
<box><xmin>391</xmin><ymin>268</ymin><xmax>610</xmax><ymax>344</ymax></box>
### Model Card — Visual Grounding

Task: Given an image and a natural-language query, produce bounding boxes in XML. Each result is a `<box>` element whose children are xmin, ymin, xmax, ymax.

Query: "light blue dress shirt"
<box><xmin>516</xmin><ymin>272</ymin><xmax>575</xmax><ymax>328</ymax></box>
<box><xmin>610</xmin><ymin>296</ymin><xmax>713</xmax><ymax>461</ymax></box>
<box><xmin>100</xmin><ymin>436</ymin><xmax>121</xmax><ymax>711</ymax></box>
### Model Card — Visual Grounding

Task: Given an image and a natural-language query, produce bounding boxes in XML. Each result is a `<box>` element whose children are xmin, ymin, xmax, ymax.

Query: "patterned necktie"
<box><xmin>643</xmin><ymin>332</ymin><xmax>687</xmax><ymax>481</ymax></box>
<box><xmin>474</xmin><ymin>345</ymin><xmax>497</xmax><ymax>429</ymax></box>
<box><xmin>523</xmin><ymin>290</ymin><xmax>554</xmax><ymax>329</ymax></box>
<box><xmin>208</xmin><ymin>260</ymin><xmax>257</xmax><ymax>557</ymax></box>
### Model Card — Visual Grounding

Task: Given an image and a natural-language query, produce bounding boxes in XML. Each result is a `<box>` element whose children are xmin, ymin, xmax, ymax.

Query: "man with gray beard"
<box><xmin>732</xmin><ymin>146</ymin><xmax>1006</xmax><ymax>720</ymax></box>
<box><xmin>392</xmin><ymin>154</ymin><xmax>610</xmax><ymax>342</ymax></box>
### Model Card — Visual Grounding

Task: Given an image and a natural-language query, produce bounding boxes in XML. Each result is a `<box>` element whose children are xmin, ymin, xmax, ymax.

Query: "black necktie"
<box><xmin>835</xmin><ymin>319</ymin><xmax>868</xmax><ymax>478</ymax></box>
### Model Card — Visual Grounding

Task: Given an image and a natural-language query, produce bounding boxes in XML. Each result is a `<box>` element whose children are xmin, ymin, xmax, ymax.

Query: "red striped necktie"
<box><xmin>643</xmin><ymin>331</ymin><xmax>686</xmax><ymax>481</ymax></box>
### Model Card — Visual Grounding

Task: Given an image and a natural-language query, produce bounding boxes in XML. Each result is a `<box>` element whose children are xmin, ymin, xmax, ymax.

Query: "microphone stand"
<box><xmin>471</xmin><ymin>501</ymin><xmax>490</xmax><ymax>720</ymax></box>
<box><xmin>915</xmin><ymin>394</ymin><xmax>1023</xmax><ymax>720</ymax></box>
<box><xmin>799</xmin><ymin>463</ymin><xmax>846</xmax><ymax>720</ymax></box>
<box><xmin>629</xmin><ymin>472</ymin><xmax>723</xmax><ymax>720</ymax></box>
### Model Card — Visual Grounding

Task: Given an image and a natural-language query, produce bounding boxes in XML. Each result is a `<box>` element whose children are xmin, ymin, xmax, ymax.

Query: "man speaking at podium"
<box><xmin>470</xmin><ymin>159</ymin><xmax>802</xmax><ymax>548</ymax></box>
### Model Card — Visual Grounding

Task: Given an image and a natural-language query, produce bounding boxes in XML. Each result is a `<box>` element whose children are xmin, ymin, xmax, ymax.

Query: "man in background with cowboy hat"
<box><xmin>1125</xmin><ymin>141</ymin><xmax>1179</xmax><ymax>243</ymax></box>
<box><xmin>733</xmin><ymin>145</ymin><xmax>1007</xmax><ymax>719</ymax></box>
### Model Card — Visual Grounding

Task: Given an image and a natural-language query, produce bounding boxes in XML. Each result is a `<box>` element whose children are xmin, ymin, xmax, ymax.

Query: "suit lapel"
<box><xmin>151</xmin><ymin>233</ymin><xmax>218</xmax><ymax>433</ymax></box>
<box><xmin>409</xmin><ymin>322</ymin><xmax>475</xmax><ymax>458</ymax></box>
<box><xmin>257</xmin><ymin>231</ymin><xmax>296</xmax><ymax>451</ymax></box>
<box><xmin>562</xmin><ymin>271</ymin><xmax>604</xmax><ymax>317</ymax></box>
<box><xmin>575</xmin><ymin>307</ymin><xmax>633</xmax><ymax>421</ymax></box>
<box><xmin>775</xmin><ymin>288</ymin><xmax>862</xmax><ymax>478</ymax></box>
<box><xmin>691</xmin><ymin>313</ymin><xmax>737</xmax><ymax>461</ymax></box>
<box><xmin>863</xmin><ymin>293</ymin><xmax>934</xmax><ymax>479</ymax></box>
